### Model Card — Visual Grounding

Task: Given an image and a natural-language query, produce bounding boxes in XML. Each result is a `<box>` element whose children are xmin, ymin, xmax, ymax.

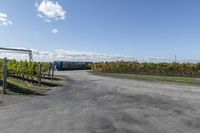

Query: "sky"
<box><xmin>0</xmin><ymin>0</ymin><xmax>200</xmax><ymax>62</ymax></box>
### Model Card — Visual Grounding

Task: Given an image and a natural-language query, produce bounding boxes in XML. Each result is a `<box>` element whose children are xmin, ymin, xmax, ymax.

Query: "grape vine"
<box><xmin>92</xmin><ymin>61</ymin><xmax>200</xmax><ymax>77</ymax></box>
<box><xmin>0</xmin><ymin>59</ymin><xmax>53</xmax><ymax>83</ymax></box>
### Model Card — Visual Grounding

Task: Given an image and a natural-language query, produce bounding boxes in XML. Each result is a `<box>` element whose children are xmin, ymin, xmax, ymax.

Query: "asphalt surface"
<box><xmin>0</xmin><ymin>70</ymin><xmax>200</xmax><ymax>133</ymax></box>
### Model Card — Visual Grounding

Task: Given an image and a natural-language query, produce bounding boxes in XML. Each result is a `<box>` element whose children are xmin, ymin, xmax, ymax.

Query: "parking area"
<box><xmin>0</xmin><ymin>70</ymin><xmax>200</xmax><ymax>133</ymax></box>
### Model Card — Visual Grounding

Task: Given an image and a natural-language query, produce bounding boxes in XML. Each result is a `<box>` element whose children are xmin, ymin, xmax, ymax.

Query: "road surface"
<box><xmin>0</xmin><ymin>70</ymin><xmax>200</xmax><ymax>133</ymax></box>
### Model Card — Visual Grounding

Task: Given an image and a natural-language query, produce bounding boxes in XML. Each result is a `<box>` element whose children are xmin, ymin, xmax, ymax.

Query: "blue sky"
<box><xmin>0</xmin><ymin>0</ymin><xmax>200</xmax><ymax>61</ymax></box>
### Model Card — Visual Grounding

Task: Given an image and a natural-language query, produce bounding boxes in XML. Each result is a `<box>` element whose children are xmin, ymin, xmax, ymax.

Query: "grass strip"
<box><xmin>7</xmin><ymin>79</ymin><xmax>49</xmax><ymax>96</ymax></box>
<box><xmin>90</xmin><ymin>71</ymin><xmax>200</xmax><ymax>86</ymax></box>
<box><xmin>0</xmin><ymin>76</ymin><xmax>64</xmax><ymax>96</ymax></box>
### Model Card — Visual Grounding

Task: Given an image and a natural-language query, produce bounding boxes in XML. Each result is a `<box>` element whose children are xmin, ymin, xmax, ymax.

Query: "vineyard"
<box><xmin>0</xmin><ymin>58</ymin><xmax>54</xmax><ymax>94</ymax></box>
<box><xmin>7</xmin><ymin>60</ymin><xmax>53</xmax><ymax>81</ymax></box>
<box><xmin>92</xmin><ymin>61</ymin><xmax>200</xmax><ymax>77</ymax></box>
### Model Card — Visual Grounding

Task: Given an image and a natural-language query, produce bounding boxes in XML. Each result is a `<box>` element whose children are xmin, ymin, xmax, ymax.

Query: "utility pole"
<box><xmin>174</xmin><ymin>55</ymin><xmax>177</xmax><ymax>63</ymax></box>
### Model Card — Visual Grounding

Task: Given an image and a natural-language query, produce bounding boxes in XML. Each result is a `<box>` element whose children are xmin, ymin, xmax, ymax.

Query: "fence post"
<box><xmin>38</xmin><ymin>63</ymin><xmax>42</xmax><ymax>87</ymax></box>
<box><xmin>51</xmin><ymin>62</ymin><xmax>54</xmax><ymax>81</ymax></box>
<box><xmin>3</xmin><ymin>58</ymin><xmax>7</xmax><ymax>94</ymax></box>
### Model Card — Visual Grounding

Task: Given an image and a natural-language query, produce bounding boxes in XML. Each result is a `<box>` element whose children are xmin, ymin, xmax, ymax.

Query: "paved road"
<box><xmin>0</xmin><ymin>71</ymin><xmax>200</xmax><ymax>133</ymax></box>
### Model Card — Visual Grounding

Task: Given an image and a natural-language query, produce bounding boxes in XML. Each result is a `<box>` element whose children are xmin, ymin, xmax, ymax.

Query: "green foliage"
<box><xmin>0</xmin><ymin>59</ymin><xmax>53</xmax><ymax>81</ymax></box>
<box><xmin>92</xmin><ymin>61</ymin><xmax>200</xmax><ymax>77</ymax></box>
<box><xmin>0</xmin><ymin>59</ymin><xmax>3</xmax><ymax>78</ymax></box>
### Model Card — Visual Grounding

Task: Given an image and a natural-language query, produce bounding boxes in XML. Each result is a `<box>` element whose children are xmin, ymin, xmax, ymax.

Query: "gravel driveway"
<box><xmin>0</xmin><ymin>70</ymin><xmax>200</xmax><ymax>133</ymax></box>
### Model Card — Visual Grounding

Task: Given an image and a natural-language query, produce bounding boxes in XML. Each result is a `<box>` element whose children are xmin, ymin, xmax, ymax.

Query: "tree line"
<box><xmin>91</xmin><ymin>61</ymin><xmax>200</xmax><ymax>77</ymax></box>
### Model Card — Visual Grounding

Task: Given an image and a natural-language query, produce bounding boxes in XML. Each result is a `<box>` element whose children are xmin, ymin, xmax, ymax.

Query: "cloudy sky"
<box><xmin>0</xmin><ymin>0</ymin><xmax>200</xmax><ymax>61</ymax></box>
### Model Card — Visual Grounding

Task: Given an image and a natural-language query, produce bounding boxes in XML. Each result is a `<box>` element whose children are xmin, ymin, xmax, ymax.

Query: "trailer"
<box><xmin>54</xmin><ymin>61</ymin><xmax>92</xmax><ymax>71</ymax></box>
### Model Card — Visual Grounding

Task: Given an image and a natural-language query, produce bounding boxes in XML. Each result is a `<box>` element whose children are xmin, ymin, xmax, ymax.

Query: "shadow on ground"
<box><xmin>0</xmin><ymin>80</ymin><xmax>46</xmax><ymax>96</ymax></box>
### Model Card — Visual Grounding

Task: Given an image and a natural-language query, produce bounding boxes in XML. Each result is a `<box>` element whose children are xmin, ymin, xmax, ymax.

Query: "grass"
<box><xmin>0</xmin><ymin>76</ymin><xmax>64</xmax><ymax>96</ymax></box>
<box><xmin>90</xmin><ymin>71</ymin><xmax>200</xmax><ymax>86</ymax></box>
<box><xmin>41</xmin><ymin>76</ymin><xmax>66</xmax><ymax>87</ymax></box>
<box><xmin>9</xmin><ymin>75</ymin><xmax>64</xmax><ymax>87</ymax></box>
<box><xmin>7</xmin><ymin>79</ymin><xmax>48</xmax><ymax>96</ymax></box>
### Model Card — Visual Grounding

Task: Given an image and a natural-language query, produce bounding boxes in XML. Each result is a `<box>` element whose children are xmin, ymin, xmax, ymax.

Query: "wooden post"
<box><xmin>51</xmin><ymin>62</ymin><xmax>54</xmax><ymax>81</ymax></box>
<box><xmin>38</xmin><ymin>63</ymin><xmax>42</xmax><ymax>87</ymax></box>
<box><xmin>3</xmin><ymin>58</ymin><xmax>7</xmax><ymax>94</ymax></box>
<box><xmin>48</xmin><ymin>65</ymin><xmax>51</xmax><ymax>78</ymax></box>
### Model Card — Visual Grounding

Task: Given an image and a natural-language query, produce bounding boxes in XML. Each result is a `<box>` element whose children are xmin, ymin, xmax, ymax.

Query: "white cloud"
<box><xmin>1</xmin><ymin>48</ymin><xmax>199</xmax><ymax>63</ymax></box>
<box><xmin>0</xmin><ymin>48</ymin><xmax>135</xmax><ymax>62</ymax></box>
<box><xmin>0</xmin><ymin>13</ymin><xmax>13</xmax><ymax>26</ymax></box>
<box><xmin>35</xmin><ymin>0</ymin><xmax>66</xmax><ymax>22</ymax></box>
<box><xmin>51</xmin><ymin>28</ymin><xmax>59</xmax><ymax>33</ymax></box>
